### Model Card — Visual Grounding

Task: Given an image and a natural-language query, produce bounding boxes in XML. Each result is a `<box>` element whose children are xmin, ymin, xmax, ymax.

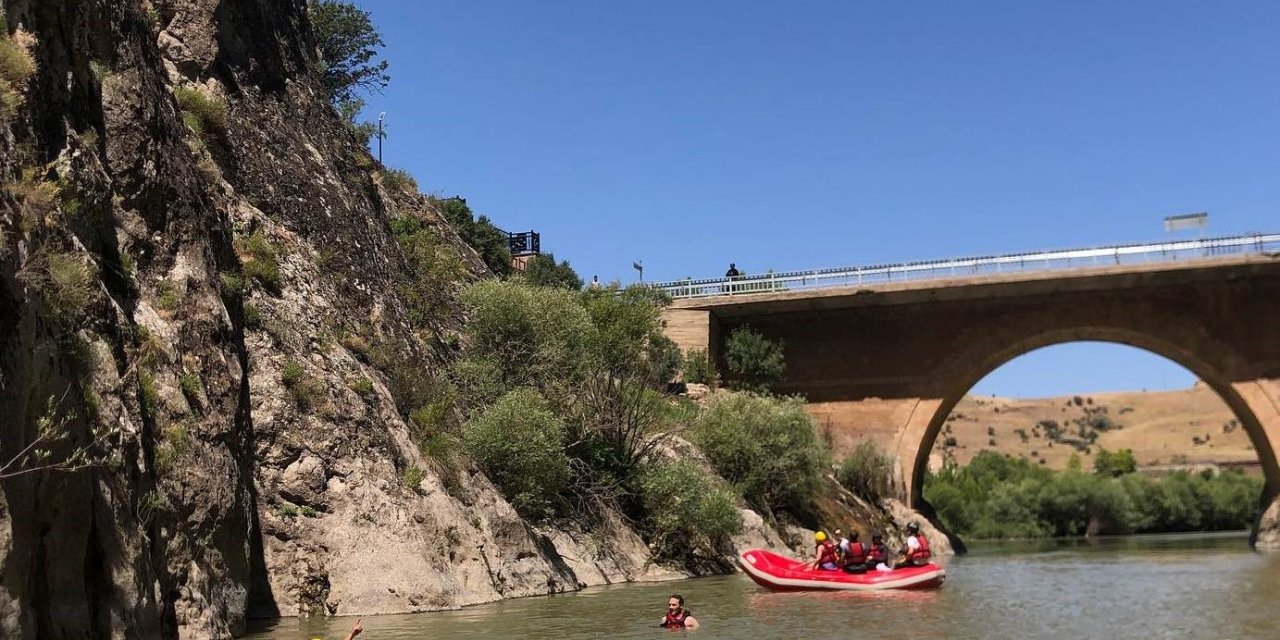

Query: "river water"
<box><xmin>244</xmin><ymin>533</ymin><xmax>1280</xmax><ymax>639</ymax></box>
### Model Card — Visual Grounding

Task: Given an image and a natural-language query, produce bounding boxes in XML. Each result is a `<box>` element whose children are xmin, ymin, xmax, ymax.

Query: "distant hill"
<box><xmin>933</xmin><ymin>384</ymin><xmax>1254</xmax><ymax>472</ymax></box>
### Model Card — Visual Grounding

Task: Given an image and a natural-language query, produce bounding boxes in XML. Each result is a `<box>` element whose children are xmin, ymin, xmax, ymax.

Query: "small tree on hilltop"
<box><xmin>309</xmin><ymin>0</ymin><xmax>390</xmax><ymax>137</ymax></box>
<box><xmin>520</xmin><ymin>253</ymin><xmax>582</xmax><ymax>290</ymax></box>
<box><xmin>724</xmin><ymin>326</ymin><xmax>784</xmax><ymax>392</ymax></box>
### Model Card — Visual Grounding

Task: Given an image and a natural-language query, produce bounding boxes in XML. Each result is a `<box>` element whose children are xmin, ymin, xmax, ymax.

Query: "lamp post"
<box><xmin>377</xmin><ymin>112</ymin><xmax>386</xmax><ymax>163</ymax></box>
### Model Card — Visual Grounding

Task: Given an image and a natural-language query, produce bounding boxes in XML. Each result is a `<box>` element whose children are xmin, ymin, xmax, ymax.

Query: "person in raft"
<box><xmin>841</xmin><ymin>530</ymin><xmax>870</xmax><ymax>574</ymax></box>
<box><xmin>867</xmin><ymin>532</ymin><xmax>891</xmax><ymax>571</ymax></box>
<box><xmin>810</xmin><ymin>530</ymin><xmax>840</xmax><ymax>571</ymax></box>
<box><xmin>660</xmin><ymin>593</ymin><xmax>700</xmax><ymax>629</ymax></box>
<box><xmin>897</xmin><ymin>522</ymin><xmax>932</xmax><ymax>567</ymax></box>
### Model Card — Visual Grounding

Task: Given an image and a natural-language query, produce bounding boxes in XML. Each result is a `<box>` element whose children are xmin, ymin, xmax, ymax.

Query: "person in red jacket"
<box><xmin>899</xmin><ymin>522</ymin><xmax>932</xmax><ymax>567</ymax></box>
<box><xmin>660</xmin><ymin>594</ymin><xmax>700</xmax><ymax>629</ymax></box>
<box><xmin>810</xmin><ymin>530</ymin><xmax>840</xmax><ymax>571</ymax></box>
<box><xmin>841</xmin><ymin>531</ymin><xmax>870</xmax><ymax>574</ymax></box>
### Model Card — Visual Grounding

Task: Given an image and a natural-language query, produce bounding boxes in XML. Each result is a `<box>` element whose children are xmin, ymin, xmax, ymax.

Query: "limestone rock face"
<box><xmin>1256</xmin><ymin>496</ymin><xmax>1280</xmax><ymax>550</ymax></box>
<box><xmin>883</xmin><ymin>499</ymin><xmax>956</xmax><ymax>558</ymax></box>
<box><xmin>0</xmin><ymin>2</ymin><xmax>790</xmax><ymax>638</ymax></box>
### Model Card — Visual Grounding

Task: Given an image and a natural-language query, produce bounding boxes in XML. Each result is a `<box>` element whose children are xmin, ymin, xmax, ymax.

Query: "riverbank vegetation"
<box><xmin>440</xmin><ymin>278</ymin><xmax>828</xmax><ymax>563</ymax></box>
<box><xmin>924</xmin><ymin>450</ymin><xmax>1264</xmax><ymax>539</ymax></box>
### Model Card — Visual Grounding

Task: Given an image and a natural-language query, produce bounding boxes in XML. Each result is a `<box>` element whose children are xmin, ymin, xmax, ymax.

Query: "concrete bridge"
<box><xmin>659</xmin><ymin>234</ymin><xmax>1280</xmax><ymax>541</ymax></box>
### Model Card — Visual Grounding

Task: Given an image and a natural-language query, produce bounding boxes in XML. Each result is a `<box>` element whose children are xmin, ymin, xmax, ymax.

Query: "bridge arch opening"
<box><xmin>905</xmin><ymin>332</ymin><xmax>1278</xmax><ymax>542</ymax></box>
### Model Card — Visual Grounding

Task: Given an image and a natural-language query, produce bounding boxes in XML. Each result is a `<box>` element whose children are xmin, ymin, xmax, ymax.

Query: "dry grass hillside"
<box><xmin>935</xmin><ymin>383</ymin><xmax>1255</xmax><ymax>471</ymax></box>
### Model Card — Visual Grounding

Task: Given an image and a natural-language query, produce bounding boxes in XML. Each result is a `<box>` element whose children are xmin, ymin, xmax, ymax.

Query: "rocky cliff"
<box><xmin>0</xmin><ymin>2</ymin><xmax>793</xmax><ymax>638</ymax></box>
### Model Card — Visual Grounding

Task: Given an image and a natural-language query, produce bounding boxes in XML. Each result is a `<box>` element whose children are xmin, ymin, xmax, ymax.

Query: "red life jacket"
<box><xmin>867</xmin><ymin>542</ymin><xmax>887</xmax><ymax>562</ymax></box>
<box><xmin>663</xmin><ymin>609</ymin><xmax>690</xmax><ymax>628</ymax></box>
<box><xmin>844</xmin><ymin>541</ymin><xmax>868</xmax><ymax>565</ymax></box>
<box><xmin>817</xmin><ymin>540</ymin><xmax>838</xmax><ymax>566</ymax></box>
<box><xmin>909</xmin><ymin>534</ymin><xmax>932</xmax><ymax>562</ymax></box>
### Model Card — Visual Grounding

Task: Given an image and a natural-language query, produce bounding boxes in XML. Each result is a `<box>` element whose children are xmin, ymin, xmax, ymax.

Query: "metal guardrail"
<box><xmin>652</xmin><ymin>233</ymin><xmax>1280</xmax><ymax>299</ymax></box>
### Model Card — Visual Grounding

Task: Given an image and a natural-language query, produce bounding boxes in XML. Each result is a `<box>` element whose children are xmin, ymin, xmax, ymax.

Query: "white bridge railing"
<box><xmin>652</xmin><ymin>233</ymin><xmax>1280</xmax><ymax>300</ymax></box>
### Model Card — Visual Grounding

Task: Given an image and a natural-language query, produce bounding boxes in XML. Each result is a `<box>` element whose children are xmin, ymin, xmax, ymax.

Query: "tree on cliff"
<box><xmin>308</xmin><ymin>0</ymin><xmax>390</xmax><ymax>132</ymax></box>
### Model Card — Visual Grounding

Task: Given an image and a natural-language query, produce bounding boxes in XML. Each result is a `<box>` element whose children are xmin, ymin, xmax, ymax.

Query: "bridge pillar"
<box><xmin>1236</xmin><ymin>379</ymin><xmax>1280</xmax><ymax>548</ymax></box>
<box><xmin>662</xmin><ymin>308</ymin><xmax>718</xmax><ymax>367</ymax></box>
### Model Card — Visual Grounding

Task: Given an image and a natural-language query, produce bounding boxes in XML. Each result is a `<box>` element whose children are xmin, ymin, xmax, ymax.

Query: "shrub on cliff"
<box><xmin>837</xmin><ymin>440</ymin><xmax>893</xmax><ymax>504</ymax></box>
<box><xmin>689</xmin><ymin>393</ymin><xmax>827</xmax><ymax>520</ymax></box>
<box><xmin>308</xmin><ymin>0</ymin><xmax>389</xmax><ymax>138</ymax></box>
<box><xmin>462</xmin><ymin>388</ymin><xmax>570</xmax><ymax>518</ymax></box>
<box><xmin>682</xmin><ymin>348</ymin><xmax>712</xmax><ymax>385</ymax></box>
<box><xmin>173</xmin><ymin>86</ymin><xmax>227</xmax><ymax>137</ymax></box>
<box><xmin>430</xmin><ymin>196</ymin><xmax>512</xmax><ymax>277</ymax></box>
<box><xmin>391</xmin><ymin>215</ymin><xmax>468</xmax><ymax>325</ymax></box>
<box><xmin>519</xmin><ymin>252</ymin><xmax>582</xmax><ymax>290</ymax></box>
<box><xmin>723</xmin><ymin>326</ymin><xmax>785</xmax><ymax>392</ymax></box>
<box><xmin>638</xmin><ymin>460</ymin><xmax>743</xmax><ymax>560</ymax></box>
<box><xmin>0</xmin><ymin>25</ymin><xmax>36</xmax><ymax>120</ymax></box>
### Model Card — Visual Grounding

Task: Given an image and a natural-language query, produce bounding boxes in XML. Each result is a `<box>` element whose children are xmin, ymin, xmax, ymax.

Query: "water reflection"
<box><xmin>245</xmin><ymin>533</ymin><xmax>1277</xmax><ymax>640</ymax></box>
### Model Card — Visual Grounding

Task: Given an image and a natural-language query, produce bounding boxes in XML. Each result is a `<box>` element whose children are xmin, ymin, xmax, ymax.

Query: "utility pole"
<box><xmin>377</xmin><ymin>112</ymin><xmax>386</xmax><ymax>163</ymax></box>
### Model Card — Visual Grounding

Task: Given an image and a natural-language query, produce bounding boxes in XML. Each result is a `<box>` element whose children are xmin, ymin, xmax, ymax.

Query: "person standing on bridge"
<box><xmin>725</xmin><ymin>263</ymin><xmax>740</xmax><ymax>279</ymax></box>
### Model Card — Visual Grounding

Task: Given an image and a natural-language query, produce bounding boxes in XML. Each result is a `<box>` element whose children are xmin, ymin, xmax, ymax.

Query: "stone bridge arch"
<box><xmin>894</xmin><ymin>328</ymin><xmax>1280</xmax><ymax>522</ymax></box>
<box><xmin>662</xmin><ymin>256</ymin><xmax>1280</xmax><ymax>545</ymax></box>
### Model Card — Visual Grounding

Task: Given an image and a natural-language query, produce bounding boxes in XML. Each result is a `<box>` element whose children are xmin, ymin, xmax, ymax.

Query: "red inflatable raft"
<box><xmin>738</xmin><ymin>549</ymin><xmax>945</xmax><ymax>591</ymax></box>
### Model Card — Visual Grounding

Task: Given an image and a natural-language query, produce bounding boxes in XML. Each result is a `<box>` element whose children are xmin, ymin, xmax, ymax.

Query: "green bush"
<box><xmin>682</xmin><ymin>348</ymin><xmax>712</xmax><ymax>385</ymax></box>
<box><xmin>457</xmin><ymin>281</ymin><xmax>592</xmax><ymax>407</ymax></box>
<box><xmin>1094</xmin><ymin>447</ymin><xmax>1137</xmax><ymax>477</ymax></box>
<box><xmin>519</xmin><ymin>252</ymin><xmax>582</xmax><ymax>290</ymax></box>
<box><xmin>238</xmin><ymin>231</ymin><xmax>281</xmax><ymax>293</ymax></box>
<box><xmin>723</xmin><ymin>326</ymin><xmax>785</xmax><ymax>392</ymax></box>
<box><xmin>402</xmin><ymin>466</ymin><xmax>425</xmax><ymax>491</ymax></box>
<box><xmin>0</xmin><ymin>28</ymin><xmax>36</xmax><ymax>119</ymax></box>
<box><xmin>638</xmin><ymin>460</ymin><xmax>743</xmax><ymax>559</ymax></box>
<box><xmin>156</xmin><ymin>278</ymin><xmax>180</xmax><ymax>311</ymax></box>
<box><xmin>219</xmin><ymin>272</ymin><xmax>246</xmax><ymax>298</ymax></box>
<box><xmin>379</xmin><ymin>168</ymin><xmax>417</xmax><ymax>193</ymax></box>
<box><xmin>689</xmin><ymin>393</ymin><xmax>827</xmax><ymax>519</ymax></box>
<box><xmin>41</xmin><ymin>253</ymin><xmax>94</xmax><ymax>324</ymax></box>
<box><xmin>924</xmin><ymin>451</ymin><xmax>1265</xmax><ymax>539</ymax></box>
<box><xmin>179</xmin><ymin>371</ymin><xmax>202</xmax><ymax>397</ymax></box>
<box><xmin>281</xmin><ymin>360</ymin><xmax>326</xmax><ymax>411</ymax></box>
<box><xmin>462</xmin><ymin>388</ymin><xmax>570</xmax><ymax>518</ymax></box>
<box><xmin>173</xmin><ymin>86</ymin><xmax>227</xmax><ymax>136</ymax></box>
<box><xmin>393</xmin><ymin>217</ymin><xmax>468</xmax><ymax>325</ymax></box>
<box><xmin>243</xmin><ymin>302</ymin><xmax>262</xmax><ymax>329</ymax></box>
<box><xmin>837</xmin><ymin>440</ymin><xmax>892</xmax><ymax>503</ymax></box>
<box><xmin>429</xmin><ymin>196</ymin><xmax>512</xmax><ymax>277</ymax></box>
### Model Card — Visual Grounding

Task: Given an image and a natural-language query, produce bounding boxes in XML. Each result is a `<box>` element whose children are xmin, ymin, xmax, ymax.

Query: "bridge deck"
<box><xmin>658</xmin><ymin>233</ymin><xmax>1280</xmax><ymax>302</ymax></box>
<box><xmin>671</xmin><ymin>252</ymin><xmax>1280</xmax><ymax>315</ymax></box>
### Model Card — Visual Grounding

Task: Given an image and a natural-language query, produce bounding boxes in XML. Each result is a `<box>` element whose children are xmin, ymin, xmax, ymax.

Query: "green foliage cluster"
<box><xmin>379</xmin><ymin>168</ymin><xmax>417</xmax><ymax>193</ymax></box>
<box><xmin>430</xmin><ymin>196</ymin><xmax>512</xmax><ymax>277</ymax></box>
<box><xmin>389</xmin><ymin>214</ymin><xmax>467</xmax><ymax>325</ymax></box>
<box><xmin>156</xmin><ymin>278</ymin><xmax>180</xmax><ymax>311</ymax></box>
<box><xmin>281</xmin><ymin>360</ymin><xmax>326</xmax><ymax>412</ymax></box>
<box><xmin>462</xmin><ymin>388</ymin><xmax>571</xmax><ymax>518</ymax></box>
<box><xmin>837</xmin><ymin>440</ymin><xmax>893</xmax><ymax>503</ymax></box>
<box><xmin>155</xmin><ymin>424</ymin><xmax>191</xmax><ymax>472</ymax></box>
<box><xmin>518</xmin><ymin>252</ymin><xmax>582</xmax><ymax>290</ymax></box>
<box><xmin>637</xmin><ymin>460</ymin><xmax>743</xmax><ymax>559</ymax></box>
<box><xmin>0</xmin><ymin>25</ymin><xmax>35</xmax><ymax>120</ymax></box>
<box><xmin>682</xmin><ymin>349</ymin><xmax>712</xmax><ymax>385</ymax></box>
<box><xmin>924</xmin><ymin>451</ymin><xmax>1264</xmax><ymax>539</ymax></box>
<box><xmin>453</xmin><ymin>280</ymin><xmax>684</xmax><ymax>522</ymax></box>
<box><xmin>173</xmin><ymin>86</ymin><xmax>227</xmax><ymax>137</ymax></box>
<box><xmin>401</xmin><ymin>466</ymin><xmax>425</xmax><ymax>491</ymax></box>
<box><xmin>1094</xmin><ymin>447</ymin><xmax>1137</xmax><ymax>477</ymax></box>
<box><xmin>688</xmin><ymin>393</ymin><xmax>827</xmax><ymax>519</ymax></box>
<box><xmin>723</xmin><ymin>326</ymin><xmax>785</xmax><ymax>392</ymax></box>
<box><xmin>40</xmin><ymin>253</ymin><xmax>94</xmax><ymax>325</ymax></box>
<box><xmin>238</xmin><ymin>231</ymin><xmax>282</xmax><ymax>293</ymax></box>
<box><xmin>308</xmin><ymin>0</ymin><xmax>389</xmax><ymax>137</ymax></box>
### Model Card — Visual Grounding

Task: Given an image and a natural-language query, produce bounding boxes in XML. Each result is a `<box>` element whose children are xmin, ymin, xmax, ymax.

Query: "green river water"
<box><xmin>244</xmin><ymin>533</ymin><xmax>1280</xmax><ymax>639</ymax></box>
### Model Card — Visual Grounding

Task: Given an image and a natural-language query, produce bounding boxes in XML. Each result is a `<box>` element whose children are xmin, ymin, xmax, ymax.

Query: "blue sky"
<box><xmin>350</xmin><ymin>1</ymin><xmax>1276</xmax><ymax>397</ymax></box>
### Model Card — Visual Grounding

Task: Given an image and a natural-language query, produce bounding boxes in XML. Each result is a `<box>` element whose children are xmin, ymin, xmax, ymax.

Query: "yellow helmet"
<box><xmin>814</xmin><ymin>531</ymin><xmax>827</xmax><ymax>542</ymax></box>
